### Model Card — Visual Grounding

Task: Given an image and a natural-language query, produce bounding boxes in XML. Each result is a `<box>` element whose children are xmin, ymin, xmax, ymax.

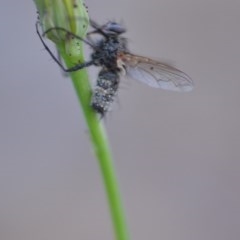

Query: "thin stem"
<box><xmin>60</xmin><ymin>49</ymin><xmax>130</xmax><ymax>240</ymax></box>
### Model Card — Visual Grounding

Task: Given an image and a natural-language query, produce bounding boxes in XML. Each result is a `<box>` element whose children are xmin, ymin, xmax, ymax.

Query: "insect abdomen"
<box><xmin>91</xmin><ymin>69</ymin><xmax>120</xmax><ymax>116</ymax></box>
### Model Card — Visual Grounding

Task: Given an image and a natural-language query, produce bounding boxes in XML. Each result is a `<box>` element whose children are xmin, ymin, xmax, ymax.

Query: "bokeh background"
<box><xmin>1</xmin><ymin>0</ymin><xmax>240</xmax><ymax>240</ymax></box>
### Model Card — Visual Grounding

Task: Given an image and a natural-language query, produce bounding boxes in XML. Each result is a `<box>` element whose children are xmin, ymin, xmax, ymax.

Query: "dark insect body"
<box><xmin>87</xmin><ymin>22</ymin><xmax>128</xmax><ymax>116</ymax></box>
<box><xmin>36</xmin><ymin>20</ymin><xmax>193</xmax><ymax>117</ymax></box>
<box><xmin>92</xmin><ymin>69</ymin><xmax>119</xmax><ymax>115</ymax></box>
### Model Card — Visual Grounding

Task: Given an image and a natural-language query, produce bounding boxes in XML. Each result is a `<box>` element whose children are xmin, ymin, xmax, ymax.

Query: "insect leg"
<box><xmin>36</xmin><ymin>22</ymin><xmax>94</xmax><ymax>72</ymax></box>
<box><xmin>86</xmin><ymin>21</ymin><xmax>110</xmax><ymax>44</ymax></box>
<box><xmin>43</xmin><ymin>26</ymin><xmax>96</xmax><ymax>49</ymax></box>
<box><xmin>88</xmin><ymin>19</ymin><xmax>109</xmax><ymax>38</ymax></box>
<box><xmin>56</xmin><ymin>49</ymin><xmax>69</xmax><ymax>77</ymax></box>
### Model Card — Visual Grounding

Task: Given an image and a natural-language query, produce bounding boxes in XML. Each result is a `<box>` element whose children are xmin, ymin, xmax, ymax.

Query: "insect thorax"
<box><xmin>92</xmin><ymin>36</ymin><xmax>127</xmax><ymax>70</ymax></box>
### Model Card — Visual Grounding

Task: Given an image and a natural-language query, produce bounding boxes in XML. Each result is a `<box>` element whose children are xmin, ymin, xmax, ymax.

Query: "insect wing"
<box><xmin>122</xmin><ymin>54</ymin><xmax>193</xmax><ymax>92</ymax></box>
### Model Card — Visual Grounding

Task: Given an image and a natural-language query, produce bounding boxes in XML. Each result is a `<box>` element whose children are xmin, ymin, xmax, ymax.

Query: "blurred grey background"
<box><xmin>1</xmin><ymin>0</ymin><xmax>240</xmax><ymax>240</ymax></box>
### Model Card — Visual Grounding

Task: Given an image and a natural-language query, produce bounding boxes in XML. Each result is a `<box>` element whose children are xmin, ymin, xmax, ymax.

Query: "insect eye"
<box><xmin>104</xmin><ymin>22</ymin><xmax>126</xmax><ymax>34</ymax></box>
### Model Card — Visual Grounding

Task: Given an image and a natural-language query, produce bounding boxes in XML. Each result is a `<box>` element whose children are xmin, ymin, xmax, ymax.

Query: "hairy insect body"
<box><xmin>91</xmin><ymin>36</ymin><xmax>127</xmax><ymax>116</ymax></box>
<box><xmin>92</xmin><ymin>69</ymin><xmax>120</xmax><ymax>116</ymax></box>
<box><xmin>92</xmin><ymin>37</ymin><xmax>127</xmax><ymax>68</ymax></box>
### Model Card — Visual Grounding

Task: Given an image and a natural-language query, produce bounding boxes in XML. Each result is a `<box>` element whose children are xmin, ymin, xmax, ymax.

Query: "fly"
<box><xmin>36</xmin><ymin>20</ymin><xmax>193</xmax><ymax>116</ymax></box>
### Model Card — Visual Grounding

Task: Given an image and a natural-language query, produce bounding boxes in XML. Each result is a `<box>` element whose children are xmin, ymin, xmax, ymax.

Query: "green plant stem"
<box><xmin>61</xmin><ymin>51</ymin><xmax>130</xmax><ymax>240</ymax></box>
<box><xmin>33</xmin><ymin>0</ymin><xmax>129</xmax><ymax>238</ymax></box>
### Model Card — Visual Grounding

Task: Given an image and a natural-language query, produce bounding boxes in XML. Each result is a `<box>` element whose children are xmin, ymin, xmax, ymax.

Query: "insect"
<box><xmin>36</xmin><ymin>20</ymin><xmax>193</xmax><ymax>116</ymax></box>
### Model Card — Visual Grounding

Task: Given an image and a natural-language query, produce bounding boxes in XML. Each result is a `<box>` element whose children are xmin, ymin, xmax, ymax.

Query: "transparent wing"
<box><xmin>121</xmin><ymin>53</ymin><xmax>193</xmax><ymax>92</ymax></box>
